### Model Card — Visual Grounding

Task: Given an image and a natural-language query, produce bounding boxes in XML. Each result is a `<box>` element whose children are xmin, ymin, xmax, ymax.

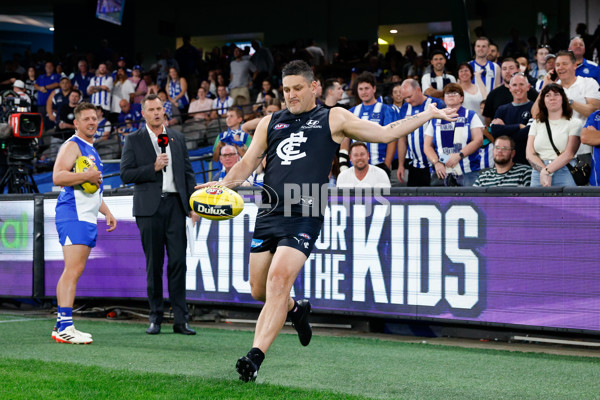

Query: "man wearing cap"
<box><xmin>421</xmin><ymin>50</ymin><xmax>456</xmax><ymax>99</ymax></box>
<box><xmin>535</xmin><ymin>53</ymin><xmax>555</xmax><ymax>92</ymax></box>
<box><xmin>72</xmin><ymin>60</ymin><xmax>94</xmax><ymax>101</ymax></box>
<box><xmin>112</xmin><ymin>57</ymin><xmax>132</xmax><ymax>80</ymax></box>
<box><xmin>46</xmin><ymin>75</ymin><xmax>73</xmax><ymax>128</ymax></box>
<box><xmin>569</xmin><ymin>36</ymin><xmax>600</xmax><ymax>85</ymax></box>
<box><xmin>11</xmin><ymin>80</ymin><xmax>32</xmax><ymax>112</ymax></box>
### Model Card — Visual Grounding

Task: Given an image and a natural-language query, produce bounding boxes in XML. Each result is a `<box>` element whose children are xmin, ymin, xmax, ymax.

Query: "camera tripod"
<box><xmin>0</xmin><ymin>159</ymin><xmax>39</xmax><ymax>194</ymax></box>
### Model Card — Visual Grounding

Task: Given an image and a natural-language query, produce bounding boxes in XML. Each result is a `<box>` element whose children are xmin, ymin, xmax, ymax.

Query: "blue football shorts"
<box><xmin>56</xmin><ymin>220</ymin><xmax>98</xmax><ymax>248</ymax></box>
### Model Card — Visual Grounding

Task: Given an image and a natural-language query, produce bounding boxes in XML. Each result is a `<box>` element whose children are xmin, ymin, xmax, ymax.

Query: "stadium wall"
<box><xmin>1</xmin><ymin>188</ymin><xmax>599</xmax><ymax>335</ymax></box>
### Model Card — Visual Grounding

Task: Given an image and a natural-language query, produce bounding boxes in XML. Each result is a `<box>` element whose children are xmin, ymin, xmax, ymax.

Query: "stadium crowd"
<box><xmin>2</xmin><ymin>23</ymin><xmax>600</xmax><ymax>188</ymax></box>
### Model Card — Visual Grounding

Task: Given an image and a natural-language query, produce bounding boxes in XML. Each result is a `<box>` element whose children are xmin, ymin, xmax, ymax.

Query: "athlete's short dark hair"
<box><xmin>356</xmin><ymin>72</ymin><xmax>376</xmax><ymax>87</ymax></box>
<box><xmin>282</xmin><ymin>60</ymin><xmax>314</xmax><ymax>83</ymax></box>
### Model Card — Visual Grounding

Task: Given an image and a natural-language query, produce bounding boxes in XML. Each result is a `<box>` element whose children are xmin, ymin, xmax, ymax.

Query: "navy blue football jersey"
<box><xmin>261</xmin><ymin>105</ymin><xmax>338</xmax><ymax>218</ymax></box>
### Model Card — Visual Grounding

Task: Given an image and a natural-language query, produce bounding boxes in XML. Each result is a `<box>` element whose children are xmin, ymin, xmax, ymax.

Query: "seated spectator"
<box><xmin>242</xmin><ymin>98</ymin><xmax>282</xmax><ymax>135</ymax></box>
<box><xmin>200</xmin><ymin>79</ymin><xmax>215</xmax><ymax>99</ymax></box>
<box><xmin>255</xmin><ymin>79</ymin><xmax>279</xmax><ymax>108</ymax></box>
<box><xmin>336</xmin><ymin>142</ymin><xmax>391</xmax><ymax>188</ymax></box>
<box><xmin>46</xmin><ymin>75</ymin><xmax>73</xmax><ymax>128</ymax></box>
<box><xmin>55</xmin><ymin>89</ymin><xmax>82</xmax><ymax>139</ymax></box>
<box><xmin>118</xmin><ymin>119</ymin><xmax>137</xmax><ymax>146</ymax></box>
<box><xmin>526</xmin><ymin>84</ymin><xmax>581</xmax><ymax>187</ymax></box>
<box><xmin>424</xmin><ymin>83</ymin><xmax>484</xmax><ymax>187</ymax></box>
<box><xmin>535</xmin><ymin>53</ymin><xmax>555</xmax><ymax>92</ymax></box>
<box><xmin>490</xmin><ymin>73</ymin><xmax>533</xmax><ymax>164</ymax></box>
<box><xmin>188</xmin><ymin>87</ymin><xmax>214</xmax><ymax>121</ymax></box>
<box><xmin>166</xmin><ymin>66</ymin><xmax>189</xmax><ymax>113</ymax></box>
<box><xmin>210</xmin><ymin>84</ymin><xmax>233</xmax><ymax>121</ymax></box>
<box><xmin>129</xmin><ymin>65</ymin><xmax>147</xmax><ymax>104</ymax></box>
<box><xmin>421</xmin><ymin>50</ymin><xmax>456</xmax><ymax>99</ymax></box>
<box><xmin>233</xmin><ymin>94</ymin><xmax>254</xmax><ymax>120</ymax></box>
<box><xmin>212</xmin><ymin>108</ymin><xmax>251</xmax><ymax>162</ymax></box>
<box><xmin>93</xmin><ymin>106</ymin><xmax>112</xmax><ymax>142</ymax></box>
<box><xmin>529</xmin><ymin>45</ymin><xmax>551</xmax><ymax>81</ymax></box>
<box><xmin>473</xmin><ymin>136</ymin><xmax>532</xmax><ymax>186</ymax></box>
<box><xmin>581</xmin><ymin>110</ymin><xmax>600</xmax><ymax>185</ymax></box>
<box><xmin>157</xmin><ymin>89</ymin><xmax>182</xmax><ymax>129</ymax></box>
<box><xmin>117</xmin><ymin>99</ymin><xmax>143</xmax><ymax>130</ymax></box>
<box><xmin>212</xmin><ymin>144</ymin><xmax>258</xmax><ymax>186</ymax></box>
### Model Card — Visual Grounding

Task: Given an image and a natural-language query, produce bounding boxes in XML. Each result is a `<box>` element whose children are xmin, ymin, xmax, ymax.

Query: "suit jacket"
<box><xmin>120</xmin><ymin>126</ymin><xmax>195</xmax><ymax>216</ymax></box>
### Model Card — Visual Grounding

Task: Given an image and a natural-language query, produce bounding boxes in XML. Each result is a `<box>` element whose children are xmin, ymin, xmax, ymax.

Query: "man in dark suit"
<box><xmin>120</xmin><ymin>93</ymin><xmax>198</xmax><ymax>335</ymax></box>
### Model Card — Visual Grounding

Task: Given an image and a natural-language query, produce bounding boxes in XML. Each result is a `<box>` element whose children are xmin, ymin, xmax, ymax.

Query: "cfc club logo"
<box><xmin>274</xmin><ymin>123</ymin><xmax>289</xmax><ymax>130</ymax></box>
<box><xmin>277</xmin><ymin>131</ymin><xmax>308</xmax><ymax>165</ymax></box>
<box><xmin>206</xmin><ymin>188</ymin><xmax>223</xmax><ymax>195</ymax></box>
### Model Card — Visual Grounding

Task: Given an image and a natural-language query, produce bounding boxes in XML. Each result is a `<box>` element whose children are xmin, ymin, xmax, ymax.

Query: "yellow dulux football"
<box><xmin>189</xmin><ymin>185</ymin><xmax>244</xmax><ymax>220</ymax></box>
<box><xmin>73</xmin><ymin>155</ymin><xmax>99</xmax><ymax>194</ymax></box>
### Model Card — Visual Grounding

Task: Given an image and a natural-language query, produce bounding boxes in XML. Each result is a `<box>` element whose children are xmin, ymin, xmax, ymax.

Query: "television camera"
<box><xmin>0</xmin><ymin>90</ymin><xmax>43</xmax><ymax>193</ymax></box>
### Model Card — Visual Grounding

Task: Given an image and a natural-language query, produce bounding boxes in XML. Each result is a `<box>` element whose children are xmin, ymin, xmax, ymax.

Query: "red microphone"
<box><xmin>157</xmin><ymin>133</ymin><xmax>169</xmax><ymax>172</ymax></box>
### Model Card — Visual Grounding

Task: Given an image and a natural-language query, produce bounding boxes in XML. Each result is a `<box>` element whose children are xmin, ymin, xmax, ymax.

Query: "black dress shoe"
<box><xmin>173</xmin><ymin>323</ymin><xmax>196</xmax><ymax>335</ymax></box>
<box><xmin>146</xmin><ymin>323</ymin><xmax>161</xmax><ymax>334</ymax></box>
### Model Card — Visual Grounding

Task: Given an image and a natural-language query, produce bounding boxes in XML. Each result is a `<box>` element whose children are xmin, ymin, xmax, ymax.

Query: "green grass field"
<box><xmin>1</xmin><ymin>314</ymin><xmax>599</xmax><ymax>399</ymax></box>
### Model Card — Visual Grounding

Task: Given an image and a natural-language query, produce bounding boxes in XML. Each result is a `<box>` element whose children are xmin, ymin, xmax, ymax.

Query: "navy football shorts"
<box><xmin>250</xmin><ymin>214</ymin><xmax>322</xmax><ymax>257</ymax></box>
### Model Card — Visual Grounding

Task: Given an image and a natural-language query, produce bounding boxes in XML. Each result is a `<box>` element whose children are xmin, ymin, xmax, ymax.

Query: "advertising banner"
<box><xmin>2</xmin><ymin>193</ymin><xmax>599</xmax><ymax>332</ymax></box>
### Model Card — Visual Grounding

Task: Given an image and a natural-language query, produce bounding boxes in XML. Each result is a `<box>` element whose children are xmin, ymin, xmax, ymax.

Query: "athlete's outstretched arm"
<box><xmin>330</xmin><ymin>104</ymin><xmax>457</xmax><ymax>144</ymax></box>
<box><xmin>195</xmin><ymin>115</ymin><xmax>271</xmax><ymax>189</ymax></box>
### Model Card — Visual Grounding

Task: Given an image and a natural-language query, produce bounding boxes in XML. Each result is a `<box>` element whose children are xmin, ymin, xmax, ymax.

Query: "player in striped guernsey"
<box><xmin>345</xmin><ymin>72</ymin><xmax>396</xmax><ymax>175</ymax></box>
<box><xmin>397</xmin><ymin>79</ymin><xmax>445</xmax><ymax>186</ymax></box>
<box><xmin>474</xmin><ymin>136</ymin><xmax>531</xmax><ymax>187</ymax></box>
<box><xmin>469</xmin><ymin>37</ymin><xmax>501</xmax><ymax>94</ymax></box>
<box><xmin>87</xmin><ymin>63</ymin><xmax>113</xmax><ymax>115</ymax></box>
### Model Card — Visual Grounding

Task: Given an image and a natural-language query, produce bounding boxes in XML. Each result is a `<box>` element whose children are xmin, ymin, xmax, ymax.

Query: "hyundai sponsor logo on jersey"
<box><xmin>274</xmin><ymin>123</ymin><xmax>289</xmax><ymax>130</ymax></box>
<box><xmin>301</xmin><ymin>119</ymin><xmax>321</xmax><ymax>129</ymax></box>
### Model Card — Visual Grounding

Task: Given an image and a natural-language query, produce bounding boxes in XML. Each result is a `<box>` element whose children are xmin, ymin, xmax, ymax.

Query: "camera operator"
<box><xmin>11</xmin><ymin>80</ymin><xmax>32</xmax><ymax>111</ymax></box>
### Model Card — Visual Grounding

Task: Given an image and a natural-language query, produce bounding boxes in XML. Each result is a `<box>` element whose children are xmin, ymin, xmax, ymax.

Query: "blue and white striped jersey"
<box><xmin>398</xmin><ymin>96</ymin><xmax>445</xmax><ymax>169</ymax></box>
<box><xmin>425</xmin><ymin>106</ymin><xmax>483</xmax><ymax>174</ymax></box>
<box><xmin>89</xmin><ymin>75</ymin><xmax>113</xmax><ymax>111</ymax></box>
<box><xmin>468</xmin><ymin>60</ymin><xmax>500</xmax><ymax>93</ymax></box>
<box><xmin>349</xmin><ymin>101</ymin><xmax>395</xmax><ymax>164</ymax></box>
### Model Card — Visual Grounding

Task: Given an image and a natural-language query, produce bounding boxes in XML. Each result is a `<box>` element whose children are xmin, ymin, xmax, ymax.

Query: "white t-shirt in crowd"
<box><xmin>336</xmin><ymin>165</ymin><xmax>391</xmax><ymax>188</ymax></box>
<box><xmin>528</xmin><ymin>117</ymin><xmax>582</xmax><ymax>161</ymax></box>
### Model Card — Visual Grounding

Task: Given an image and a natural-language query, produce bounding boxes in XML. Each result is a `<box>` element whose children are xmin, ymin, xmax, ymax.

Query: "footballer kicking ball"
<box><xmin>73</xmin><ymin>155</ymin><xmax>99</xmax><ymax>194</ymax></box>
<box><xmin>189</xmin><ymin>185</ymin><xmax>244</xmax><ymax>220</ymax></box>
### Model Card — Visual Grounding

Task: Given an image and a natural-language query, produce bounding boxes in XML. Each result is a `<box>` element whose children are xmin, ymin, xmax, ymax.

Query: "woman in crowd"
<box><xmin>166</xmin><ymin>67</ymin><xmax>189</xmax><ymax>113</ymax></box>
<box><xmin>456</xmin><ymin>62</ymin><xmax>487</xmax><ymax>121</ymax></box>
<box><xmin>187</xmin><ymin>86</ymin><xmax>214</xmax><ymax>121</ymax></box>
<box><xmin>423</xmin><ymin>83</ymin><xmax>484</xmax><ymax>187</ymax></box>
<box><xmin>128</xmin><ymin>66</ymin><xmax>147</xmax><ymax>104</ymax></box>
<box><xmin>526</xmin><ymin>83</ymin><xmax>581</xmax><ymax>187</ymax></box>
